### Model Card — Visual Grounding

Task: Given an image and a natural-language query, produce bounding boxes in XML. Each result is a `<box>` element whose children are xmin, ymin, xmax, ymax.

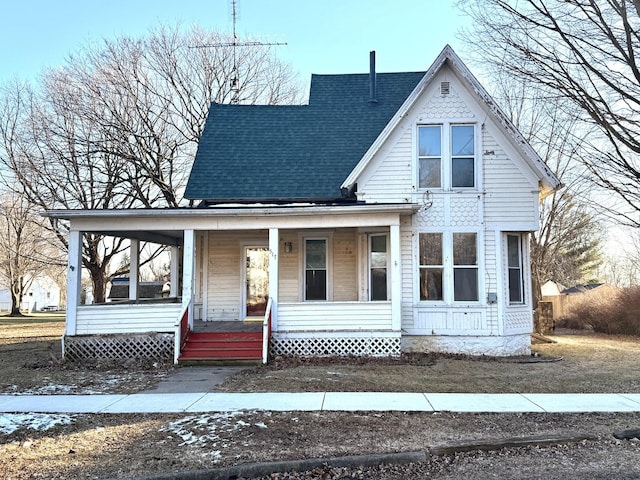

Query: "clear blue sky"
<box><xmin>0</xmin><ymin>0</ymin><xmax>472</xmax><ymax>86</ymax></box>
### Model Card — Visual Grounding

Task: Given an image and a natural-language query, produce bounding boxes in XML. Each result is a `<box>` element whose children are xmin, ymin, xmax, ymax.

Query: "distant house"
<box><xmin>46</xmin><ymin>46</ymin><xmax>561</xmax><ymax>363</ymax></box>
<box><xmin>0</xmin><ymin>274</ymin><xmax>62</xmax><ymax>313</ymax></box>
<box><xmin>107</xmin><ymin>278</ymin><xmax>168</xmax><ymax>302</ymax></box>
<box><xmin>542</xmin><ymin>282</ymin><xmax>615</xmax><ymax>319</ymax></box>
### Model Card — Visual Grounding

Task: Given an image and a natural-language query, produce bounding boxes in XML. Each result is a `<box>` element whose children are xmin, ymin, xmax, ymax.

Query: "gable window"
<box><xmin>451</xmin><ymin>125</ymin><xmax>475</xmax><ymax>187</ymax></box>
<box><xmin>418</xmin><ymin>126</ymin><xmax>442</xmax><ymax>188</ymax></box>
<box><xmin>507</xmin><ymin>234</ymin><xmax>524</xmax><ymax>304</ymax></box>
<box><xmin>304</xmin><ymin>239</ymin><xmax>327</xmax><ymax>300</ymax></box>
<box><xmin>419</xmin><ymin>233</ymin><xmax>443</xmax><ymax>301</ymax></box>
<box><xmin>369</xmin><ymin>234</ymin><xmax>389</xmax><ymax>301</ymax></box>
<box><xmin>453</xmin><ymin>233</ymin><xmax>478</xmax><ymax>301</ymax></box>
<box><xmin>418</xmin><ymin>124</ymin><xmax>476</xmax><ymax>189</ymax></box>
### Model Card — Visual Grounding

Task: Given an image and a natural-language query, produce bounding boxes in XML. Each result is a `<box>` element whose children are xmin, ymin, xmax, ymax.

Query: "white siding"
<box><xmin>358</xmin><ymin>126</ymin><xmax>414</xmax><ymax>203</ymax></box>
<box><xmin>75</xmin><ymin>303</ymin><xmax>181</xmax><ymax>335</ymax></box>
<box><xmin>277</xmin><ymin>302</ymin><xmax>392</xmax><ymax>331</ymax></box>
<box><xmin>483</xmin><ymin>129</ymin><xmax>539</xmax><ymax>226</ymax></box>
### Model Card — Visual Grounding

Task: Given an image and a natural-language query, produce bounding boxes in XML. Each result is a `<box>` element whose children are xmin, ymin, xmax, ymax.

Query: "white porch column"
<box><xmin>269</xmin><ymin>228</ymin><xmax>279</xmax><ymax>329</ymax></box>
<box><xmin>169</xmin><ymin>246</ymin><xmax>179</xmax><ymax>298</ymax></box>
<box><xmin>182</xmin><ymin>229</ymin><xmax>195</xmax><ymax>328</ymax></box>
<box><xmin>65</xmin><ymin>230</ymin><xmax>82</xmax><ymax>336</ymax></box>
<box><xmin>390</xmin><ymin>224</ymin><xmax>402</xmax><ymax>331</ymax></box>
<box><xmin>129</xmin><ymin>239</ymin><xmax>139</xmax><ymax>301</ymax></box>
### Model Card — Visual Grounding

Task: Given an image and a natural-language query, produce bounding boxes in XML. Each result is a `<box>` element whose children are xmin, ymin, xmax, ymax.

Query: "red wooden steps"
<box><xmin>178</xmin><ymin>331</ymin><xmax>263</xmax><ymax>363</ymax></box>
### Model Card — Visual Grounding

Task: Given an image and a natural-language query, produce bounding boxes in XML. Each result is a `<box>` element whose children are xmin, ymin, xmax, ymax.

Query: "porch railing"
<box><xmin>262</xmin><ymin>297</ymin><xmax>273</xmax><ymax>364</ymax></box>
<box><xmin>174</xmin><ymin>304</ymin><xmax>190</xmax><ymax>364</ymax></box>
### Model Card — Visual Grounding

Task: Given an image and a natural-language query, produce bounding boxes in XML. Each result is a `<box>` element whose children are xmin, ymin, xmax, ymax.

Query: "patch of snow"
<box><xmin>0</xmin><ymin>413</ymin><xmax>73</xmax><ymax>435</ymax></box>
<box><xmin>159</xmin><ymin>412</ymin><xmax>262</xmax><ymax>462</ymax></box>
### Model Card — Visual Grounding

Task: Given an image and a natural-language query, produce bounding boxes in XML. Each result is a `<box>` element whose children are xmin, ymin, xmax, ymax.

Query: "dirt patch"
<box><xmin>0</xmin><ymin>315</ymin><xmax>173</xmax><ymax>394</ymax></box>
<box><xmin>218</xmin><ymin>330</ymin><xmax>640</xmax><ymax>393</ymax></box>
<box><xmin>1</xmin><ymin>411</ymin><xmax>639</xmax><ymax>479</ymax></box>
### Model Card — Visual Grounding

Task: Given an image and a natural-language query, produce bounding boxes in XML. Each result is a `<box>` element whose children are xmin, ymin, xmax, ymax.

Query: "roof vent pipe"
<box><xmin>369</xmin><ymin>50</ymin><xmax>378</xmax><ymax>104</ymax></box>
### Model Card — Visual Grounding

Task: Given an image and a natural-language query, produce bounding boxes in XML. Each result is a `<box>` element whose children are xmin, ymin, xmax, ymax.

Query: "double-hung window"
<box><xmin>453</xmin><ymin>233</ymin><xmax>478</xmax><ymax>301</ymax></box>
<box><xmin>418</xmin><ymin>124</ymin><xmax>476</xmax><ymax>189</ymax></box>
<box><xmin>419</xmin><ymin>233</ymin><xmax>444</xmax><ymax>301</ymax></box>
<box><xmin>419</xmin><ymin>232</ymin><xmax>479</xmax><ymax>303</ymax></box>
<box><xmin>369</xmin><ymin>234</ymin><xmax>389</xmax><ymax>301</ymax></box>
<box><xmin>507</xmin><ymin>234</ymin><xmax>524</xmax><ymax>304</ymax></box>
<box><xmin>304</xmin><ymin>239</ymin><xmax>327</xmax><ymax>300</ymax></box>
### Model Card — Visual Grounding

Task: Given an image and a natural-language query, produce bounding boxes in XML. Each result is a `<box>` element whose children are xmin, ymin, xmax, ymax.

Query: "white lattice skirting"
<box><xmin>270</xmin><ymin>336</ymin><xmax>401</xmax><ymax>357</ymax></box>
<box><xmin>63</xmin><ymin>334</ymin><xmax>174</xmax><ymax>361</ymax></box>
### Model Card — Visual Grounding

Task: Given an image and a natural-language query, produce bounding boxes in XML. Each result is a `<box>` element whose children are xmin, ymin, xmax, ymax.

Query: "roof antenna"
<box><xmin>192</xmin><ymin>0</ymin><xmax>287</xmax><ymax>104</ymax></box>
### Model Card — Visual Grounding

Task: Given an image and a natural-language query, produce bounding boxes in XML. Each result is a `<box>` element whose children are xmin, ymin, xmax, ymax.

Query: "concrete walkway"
<box><xmin>1</xmin><ymin>392</ymin><xmax>640</xmax><ymax>414</ymax></box>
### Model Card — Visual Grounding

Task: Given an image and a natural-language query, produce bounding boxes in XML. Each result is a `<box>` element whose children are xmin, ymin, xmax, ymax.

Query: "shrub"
<box><xmin>558</xmin><ymin>286</ymin><xmax>640</xmax><ymax>336</ymax></box>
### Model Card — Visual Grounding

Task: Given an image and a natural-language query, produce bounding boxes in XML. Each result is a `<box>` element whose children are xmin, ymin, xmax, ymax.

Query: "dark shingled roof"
<box><xmin>184</xmin><ymin>71</ymin><xmax>425</xmax><ymax>202</ymax></box>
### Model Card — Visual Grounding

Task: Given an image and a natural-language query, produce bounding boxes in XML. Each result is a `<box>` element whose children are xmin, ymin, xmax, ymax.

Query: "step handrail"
<box><xmin>262</xmin><ymin>297</ymin><xmax>273</xmax><ymax>364</ymax></box>
<box><xmin>174</xmin><ymin>304</ymin><xmax>189</xmax><ymax>364</ymax></box>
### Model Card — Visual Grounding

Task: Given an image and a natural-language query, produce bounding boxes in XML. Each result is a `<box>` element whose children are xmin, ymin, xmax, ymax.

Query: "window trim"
<box><xmin>506</xmin><ymin>233</ymin><xmax>525</xmax><ymax>305</ymax></box>
<box><xmin>417</xmin><ymin>230</ymin><xmax>482</xmax><ymax>305</ymax></box>
<box><xmin>300</xmin><ymin>234</ymin><xmax>333</xmax><ymax>302</ymax></box>
<box><xmin>417</xmin><ymin>122</ymin><xmax>477</xmax><ymax>191</ymax></box>
<box><xmin>369</xmin><ymin>233</ymin><xmax>390</xmax><ymax>301</ymax></box>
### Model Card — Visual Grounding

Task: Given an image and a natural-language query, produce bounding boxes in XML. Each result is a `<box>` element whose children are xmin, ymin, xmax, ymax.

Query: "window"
<box><xmin>419</xmin><ymin>232</ymin><xmax>479</xmax><ymax>303</ymax></box>
<box><xmin>418</xmin><ymin>126</ymin><xmax>442</xmax><ymax>188</ymax></box>
<box><xmin>507</xmin><ymin>234</ymin><xmax>524</xmax><ymax>304</ymax></box>
<box><xmin>370</xmin><ymin>234</ymin><xmax>388</xmax><ymax>301</ymax></box>
<box><xmin>304</xmin><ymin>239</ymin><xmax>327</xmax><ymax>300</ymax></box>
<box><xmin>419</xmin><ymin>233</ymin><xmax>443</xmax><ymax>301</ymax></box>
<box><xmin>418</xmin><ymin>124</ymin><xmax>475</xmax><ymax>189</ymax></box>
<box><xmin>453</xmin><ymin>233</ymin><xmax>478</xmax><ymax>301</ymax></box>
<box><xmin>451</xmin><ymin>125</ymin><xmax>475</xmax><ymax>187</ymax></box>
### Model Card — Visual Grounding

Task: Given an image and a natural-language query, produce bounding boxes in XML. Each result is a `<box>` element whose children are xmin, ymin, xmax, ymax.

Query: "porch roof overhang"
<box><xmin>44</xmin><ymin>203</ymin><xmax>419</xmax><ymax>242</ymax></box>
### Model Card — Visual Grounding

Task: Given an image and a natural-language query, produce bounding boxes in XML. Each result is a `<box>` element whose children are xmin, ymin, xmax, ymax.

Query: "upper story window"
<box><xmin>418</xmin><ymin>124</ymin><xmax>476</xmax><ymax>190</ymax></box>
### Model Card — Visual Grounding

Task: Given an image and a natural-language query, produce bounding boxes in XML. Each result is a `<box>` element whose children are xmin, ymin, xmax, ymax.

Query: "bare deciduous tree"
<box><xmin>0</xmin><ymin>25</ymin><xmax>301</xmax><ymax>302</ymax></box>
<box><xmin>460</xmin><ymin>0</ymin><xmax>640</xmax><ymax>227</ymax></box>
<box><xmin>0</xmin><ymin>189</ymin><xmax>64</xmax><ymax>315</ymax></box>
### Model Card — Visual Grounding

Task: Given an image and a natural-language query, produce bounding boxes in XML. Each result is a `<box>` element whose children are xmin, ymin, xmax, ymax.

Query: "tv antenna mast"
<box><xmin>193</xmin><ymin>0</ymin><xmax>286</xmax><ymax>104</ymax></box>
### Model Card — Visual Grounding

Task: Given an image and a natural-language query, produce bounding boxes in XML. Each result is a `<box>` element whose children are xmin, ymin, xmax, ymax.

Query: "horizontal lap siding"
<box><xmin>207</xmin><ymin>232</ymin><xmax>250</xmax><ymax>321</ymax></box>
<box><xmin>401</xmin><ymin>215</ymin><xmax>414</xmax><ymax>330</ymax></box>
<box><xmin>277</xmin><ymin>302</ymin><xmax>392</xmax><ymax>331</ymax></box>
<box><xmin>358</xmin><ymin>127</ymin><xmax>413</xmax><ymax>203</ymax></box>
<box><xmin>279</xmin><ymin>231</ymin><xmax>299</xmax><ymax>302</ymax></box>
<box><xmin>332</xmin><ymin>229</ymin><xmax>358</xmax><ymax>301</ymax></box>
<box><xmin>76</xmin><ymin>304</ymin><xmax>181</xmax><ymax>334</ymax></box>
<box><xmin>483</xmin><ymin>131</ymin><xmax>537</xmax><ymax>224</ymax></box>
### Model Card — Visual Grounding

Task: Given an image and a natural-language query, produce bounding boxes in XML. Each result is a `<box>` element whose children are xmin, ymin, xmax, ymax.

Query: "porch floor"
<box><xmin>192</xmin><ymin>320</ymin><xmax>263</xmax><ymax>333</ymax></box>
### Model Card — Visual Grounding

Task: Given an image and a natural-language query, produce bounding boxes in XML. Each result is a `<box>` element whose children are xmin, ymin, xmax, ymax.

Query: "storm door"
<box><xmin>244</xmin><ymin>247</ymin><xmax>269</xmax><ymax>318</ymax></box>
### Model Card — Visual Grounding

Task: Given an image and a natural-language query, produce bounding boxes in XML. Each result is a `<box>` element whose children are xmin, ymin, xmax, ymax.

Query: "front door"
<box><xmin>244</xmin><ymin>247</ymin><xmax>269</xmax><ymax>318</ymax></box>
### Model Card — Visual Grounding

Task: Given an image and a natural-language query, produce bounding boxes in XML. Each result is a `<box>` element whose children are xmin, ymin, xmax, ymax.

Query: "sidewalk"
<box><xmin>1</xmin><ymin>392</ymin><xmax>640</xmax><ymax>414</ymax></box>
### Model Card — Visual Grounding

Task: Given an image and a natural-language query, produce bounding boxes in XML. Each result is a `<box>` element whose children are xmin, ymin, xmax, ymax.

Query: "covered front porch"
<box><xmin>55</xmin><ymin>203</ymin><xmax>416</xmax><ymax>363</ymax></box>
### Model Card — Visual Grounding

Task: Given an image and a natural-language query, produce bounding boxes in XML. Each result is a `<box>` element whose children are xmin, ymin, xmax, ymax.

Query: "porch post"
<box><xmin>390</xmin><ymin>224</ymin><xmax>402</xmax><ymax>332</ymax></box>
<box><xmin>182</xmin><ymin>229</ymin><xmax>195</xmax><ymax>328</ymax></box>
<box><xmin>268</xmin><ymin>228</ymin><xmax>279</xmax><ymax>329</ymax></box>
<box><xmin>169</xmin><ymin>246</ymin><xmax>179</xmax><ymax>298</ymax></box>
<box><xmin>129</xmin><ymin>239</ymin><xmax>139</xmax><ymax>301</ymax></box>
<box><xmin>65</xmin><ymin>229</ymin><xmax>82</xmax><ymax>336</ymax></box>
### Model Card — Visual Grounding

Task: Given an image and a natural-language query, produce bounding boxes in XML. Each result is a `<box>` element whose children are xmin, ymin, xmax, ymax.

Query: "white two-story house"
<box><xmin>48</xmin><ymin>45</ymin><xmax>560</xmax><ymax>363</ymax></box>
